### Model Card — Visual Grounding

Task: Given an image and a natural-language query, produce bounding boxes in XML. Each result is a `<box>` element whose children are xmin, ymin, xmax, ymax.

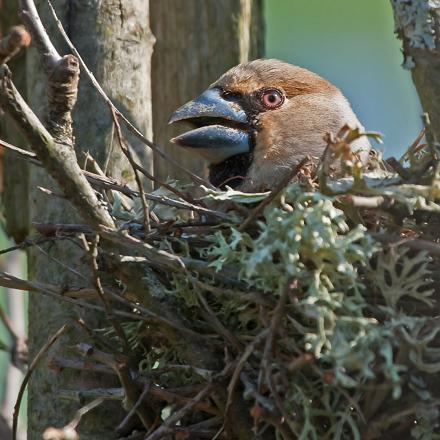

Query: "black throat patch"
<box><xmin>208</xmin><ymin>153</ymin><xmax>253</xmax><ymax>189</ymax></box>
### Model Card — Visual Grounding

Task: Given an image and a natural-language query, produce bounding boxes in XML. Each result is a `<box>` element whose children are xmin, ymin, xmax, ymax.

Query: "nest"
<box><xmin>16</xmin><ymin>127</ymin><xmax>440</xmax><ymax>440</ymax></box>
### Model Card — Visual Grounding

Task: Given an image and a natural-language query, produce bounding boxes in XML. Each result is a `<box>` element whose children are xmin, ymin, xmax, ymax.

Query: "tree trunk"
<box><xmin>391</xmin><ymin>0</ymin><xmax>440</xmax><ymax>144</ymax></box>
<box><xmin>24</xmin><ymin>1</ymin><xmax>153</xmax><ymax>438</ymax></box>
<box><xmin>0</xmin><ymin>0</ymin><xmax>29</xmax><ymax>242</ymax></box>
<box><xmin>2</xmin><ymin>0</ymin><xmax>264</xmax><ymax>438</ymax></box>
<box><xmin>151</xmin><ymin>0</ymin><xmax>264</xmax><ymax>181</ymax></box>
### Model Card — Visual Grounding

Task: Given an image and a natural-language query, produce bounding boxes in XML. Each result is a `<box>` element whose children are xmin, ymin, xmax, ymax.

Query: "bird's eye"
<box><xmin>260</xmin><ymin>88</ymin><xmax>284</xmax><ymax>109</ymax></box>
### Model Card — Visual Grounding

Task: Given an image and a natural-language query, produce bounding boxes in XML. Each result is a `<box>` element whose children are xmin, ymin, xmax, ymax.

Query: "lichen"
<box><xmin>391</xmin><ymin>0</ymin><xmax>437</xmax><ymax>49</ymax></box>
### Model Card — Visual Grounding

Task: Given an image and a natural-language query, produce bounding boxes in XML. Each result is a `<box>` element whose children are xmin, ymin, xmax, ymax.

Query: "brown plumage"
<box><xmin>170</xmin><ymin>59</ymin><xmax>370</xmax><ymax>192</ymax></box>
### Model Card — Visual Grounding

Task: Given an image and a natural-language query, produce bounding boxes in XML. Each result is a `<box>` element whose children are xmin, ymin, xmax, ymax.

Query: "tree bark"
<box><xmin>0</xmin><ymin>0</ymin><xmax>30</xmax><ymax>242</ymax></box>
<box><xmin>2</xmin><ymin>1</ymin><xmax>264</xmax><ymax>438</ymax></box>
<box><xmin>391</xmin><ymin>0</ymin><xmax>440</xmax><ymax>144</ymax></box>
<box><xmin>150</xmin><ymin>0</ymin><xmax>264</xmax><ymax>181</ymax></box>
<box><xmin>23</xmin><ymin>1</ymin><xmax>154</xmax><ymax>438</ymax></box>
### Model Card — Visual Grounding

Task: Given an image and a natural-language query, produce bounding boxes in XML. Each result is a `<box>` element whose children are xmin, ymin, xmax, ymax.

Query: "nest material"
<box><xmin>34</xmin><ymin>127</ymin><xmax>440</xmax><ymax>440</ymax></box>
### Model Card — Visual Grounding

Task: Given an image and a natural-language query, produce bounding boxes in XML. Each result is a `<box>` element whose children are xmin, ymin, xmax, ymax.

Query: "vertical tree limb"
<box><xmin>391</xmin><ymin>0</ymin><xmax>440</xmax><ymax>144</ymax></box>
<box><xmin>0</xmin><ymin>3</ymin><xmax>31</xmax><ymax>242</ymax></box>
<box><xmin>150</xmin><ymin>0</ymin><xmax>265</xmax><ymax>182</ymax></box>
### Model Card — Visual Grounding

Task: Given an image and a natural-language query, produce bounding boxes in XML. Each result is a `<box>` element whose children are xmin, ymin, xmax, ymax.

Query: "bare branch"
<box><xmin>0</xmin><ymin>67</ymin><xmax>115</xmax><ymax>229</ymax></box>
<box><xmin>239</xmin><ymin>156</ymin><xmax>310</xmax><ymax>231</ymax></box>
<box><xmin>19</xmin><ymin>0</ymin><xmax>60</xmax><ymax>67</ymax></box>
<box><xmin>144</xmin><ymin>382</ymin><xmax>215</xmax><ymax>440</ymax></box>
<box><xmin>44</xmin><ymin>0</ymin><xmax>215</xmax><ymax>189</ymax></box>
<box><xmin>0</xmin><ymin>139</ymin><xmax>230</xmax><ymax>219</ymax></box>
<box><xmin>12</xmin><ymin>324</ymin><xmax>67</xmax><ymax>440</ymax></box>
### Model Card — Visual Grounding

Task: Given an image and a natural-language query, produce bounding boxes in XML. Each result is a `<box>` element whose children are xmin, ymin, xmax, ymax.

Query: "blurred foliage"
<box><xmin>266</xmin><ymin>0</ymin><xmax>422</xmax><ymax>155</ymax></box>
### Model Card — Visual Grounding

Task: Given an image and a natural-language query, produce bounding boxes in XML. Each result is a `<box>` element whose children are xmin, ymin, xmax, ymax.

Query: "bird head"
<box><xmin>169</xmin><ymin>59</ymin><xmax>369</xmax><ymax>192</ymax></box>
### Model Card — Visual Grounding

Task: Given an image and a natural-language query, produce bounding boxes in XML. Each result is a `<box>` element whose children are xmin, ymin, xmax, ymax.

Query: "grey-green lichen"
<box><xmin>100</xmin><ymin>129</ymin><xmax>440</xmax><ymax>438</ymax></box>
<box><xmin>391</xmin><ymin>0</ymin><xmax>439</xmax><ymax>68</ymax></box>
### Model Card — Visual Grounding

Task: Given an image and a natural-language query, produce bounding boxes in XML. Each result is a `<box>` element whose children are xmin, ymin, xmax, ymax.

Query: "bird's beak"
<box><xmin>168</xmin><ymin>88</ymin><xmax>250</xmax><ymax>164</ymax></box>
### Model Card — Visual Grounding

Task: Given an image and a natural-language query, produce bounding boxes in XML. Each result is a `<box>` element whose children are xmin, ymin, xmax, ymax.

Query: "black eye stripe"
<box><xmin>221</xmin><ymin>90</ymin><xmax>242</xmax><ymax>100</ymax></box>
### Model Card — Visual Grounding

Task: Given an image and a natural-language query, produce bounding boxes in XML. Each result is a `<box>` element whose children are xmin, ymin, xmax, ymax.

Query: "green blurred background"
<box><xmin>266</xmin><ymin>0</ymin><xmax>422</xmax><ymax>156</ymax></box>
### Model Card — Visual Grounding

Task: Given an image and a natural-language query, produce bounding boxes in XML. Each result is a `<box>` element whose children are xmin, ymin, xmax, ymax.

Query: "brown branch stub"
<box><xmin>47</xmin><ymin>54</ymin><xmax>80</xmax><ymax>143</ymax></box>
<box><xmin>0</xmin><ymin>67</ymin><xmax>115</xmax><ymax>229</ymax></box>
<box><xmin>18</xmin><ymin>0</ymin><xmax>80</xmax><ymax>144</ymax></box>
<box><xmin>0</xmin><ymin>25</ymin><xmax>31</xmax><ymax>65</ymax></box>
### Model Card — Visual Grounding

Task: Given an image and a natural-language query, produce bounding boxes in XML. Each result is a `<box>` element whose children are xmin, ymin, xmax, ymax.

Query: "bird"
<box><xmin>169</xmin><ymin>59</ymin><xmax>370</xmax><ymax>192</ymax></box>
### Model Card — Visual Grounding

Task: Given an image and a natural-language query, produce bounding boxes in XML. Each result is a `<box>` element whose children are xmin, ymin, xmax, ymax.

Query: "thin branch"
<box><xmin>192</xmin><ymin>279</ymin><xmax>242</xmax><ymax>352</ymax></box>
<box><xmin>0</xmin><ymin>268</ymin><xmax>207</xmax><ymax>337</ymax></box>
<box><xmin>19</xmin><ymin>0</ymin><xmax>60</xmax><ymax>66</ymax></box>
<box><xmin>0</xmin><ymin>270</ymin><xmax>98</xmax><ymax>300</ymax></box>
<box><xmin>12</xmin><ymin>324</ymin><xmax>67</xmax><ymax>440</ymax></box>
<box><xmin>0</xmin><ymin>139</ymin><xmax>229</xmax><ymax>220</ymax></box>
<box><xmin>110</xmin><ymin>107</ymin><xmax>151</xmax><ymax>233</ymax></box>
<box><xmin>371</xmin><ymin>233</ymin><xmax>440</xmax><ymax>256</ymax></box>
<box><xmin>0</xmin><ymin>67</ymin><xmax>115</xmax><ymax>229</ymax></box>
<box><xmin>116</xmin><ymin>381</ymin><xmax>151</xmax><ymax>436</ymax></box>
<box><xmin>45</xmin><ymin>0</ymin><xmax>215</xmax><ymax>189</ymax></box>
<box><xmin>239</xmin><ymin>156</ymin><xmax>310</xmax><ymax>231</ymax></box>
<box><xmin>222</xmin><ymin>329</ymin><xmax>269</xmax><ymax>434</ymax></box>
<box><xmin>0</xmin><ymin>305</ymin><xmax>21</xmax><ymax>343</ymax></box>
<box><xmin>34</xmin><ymin>242</ymin><xmax>88</xmax><ymax>282</ymax></box>
<box><xmin>144</xmin><ymin>382</ymin><xmax>215</xmax><ymax>440</ymax></box>
<box><xmin>68</xmin><ymin>398</ymin><xmax>104</xmax><ymax>430</ymax></box>
<box><xmin>49</xmin><ymin>356</ymin><xmax>115</xmax><ymax>375</ymax></box>
<box><xmin>59</xmin><ymin>384</ymin><xmax>220</xmax><ymax>417</ymax></box>
<box><xmin>42</xmin><ymin>399</ymin><xmax>104</xmax><ymax>440</ymax></box>
<box><xmin>80</xmin><ymin>234</ymin><xmax>130</xmax><ymax>352</ymax></box>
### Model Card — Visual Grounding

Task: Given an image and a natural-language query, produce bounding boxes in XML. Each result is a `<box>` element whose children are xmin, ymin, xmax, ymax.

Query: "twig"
<box><xmin>19</xmin><ymin>0</ymin><xmax>60</xmax><ymax>66</ymax></box>
<box><xmin>49</xmin><ymin>356</ymin><xmax>115</xmax><ymax>375</ymax></box>
<box><xmin>399</xmin><ymin>127</ymin><xmax>426</xmax><ymax>163</ymax></box>
<box><xmin>371</xmin><ymin>233</ymin><xmax>440</xmax><ymax>256</ymax></box>
<box><xmin>116</xmin><ymin>381</ymin><xmax>151</xmax><ymax>436</ymax></box>
<box><xmin>45</xmin><ymin>0</ymin><xmax>215</xmax><ymax>190</ymax></box>
<box><xmin>338</xmin><ymin>194</ymin><xmax>393</xmax><ymax>209</ymax></box>
<box><xmin>81</xmin><ymin>233</ymin><xmax>131</xmax><ymax>353</ymax></box>
<box><xmin>59</xmin><ymin>384</ymin><xmax>220</xmax><ymax>416</ymax></box>
<box><xmin>34</xmin><ymin>241</ymin><xmax>88</xmax><ymax>281</ymax></box>
<box><xmin>222</xmin><ymin>329</ymin><xmax>269</xmax><ymax>435</ymax></box>
<box><xmin>0</xmin><ymin>305</ymin><xmax>21</xmax><ymax>343</ymax></box>
<box><xmin>0</xmin><ymin>139</ymin><xmax>229</xmax><ymax>220</ymax></box>
<box><xmin>110</xmin><ymin>107</ymin><xmax>151</xmax><ymax>233</ymax></box>
<box><xmin>0</xmin><ymin>270</ymin><xmax>98</xmax><ymax>300</ymax></box>
<box><xmin>192</xmin><ymin>280</ymin><xmax>243</xmax><ymax>351</ymax></box>
<box><xmin>0</xmin><ymin>67</ymin><xmax>115</xmax><ymax>229</ymax></box>
<box><xmin>117</xmin><ymin>362</ymin><xmax>155</xmax><ymax>429</ymax></box>
<box><xmin>69</xmin><ymin>398</ymin><xmax>104</xmax><ymax>430</ymax></box>
<box><xmin>59</xmin><ymin>387</ymin><xmax>124</xmax><ymax>401</ymax></box>
<box><xmin>33</xmin><ymin>222</ymin><xmax>92</xmax><ymax>236</ymax></box>
<box><xmin>98</xmin><ymin>226</ymin><xmax>184</xmax><ymax>271</ymax></box>
<box><xmin>238</xmin><ymin>156</ymin><xmax>310</xmax><ymax>231</ymax></box>
<box><xmin>386</xmin><ymin>157</ymin><xmax>411</xmax><ymax>180</ymax></box>
<box><xmin>259</xmin><ymin>279</ymin><xmax>296</xmax><ymax>389</ymax></box>
<box><xmin>257</xmin><ymin>279</ymin><xmax>298</xmax><ymax>437</ymax></box>
<box><xmin>0</xmin><ymin>268</ymin><xmax>206</xmax><ymax>337</ymax></box>
<box><xmin>41</xmin><ymin>398</ymin><xmax>104</xmax><ymax>439</ymax></box>
<box><xmin>12</xmin><ymin>324</ymin><xmax>67</xmax><ymax>440</ymax></box>
<box><xmin>144</xmin><ymin>382</ymin><xmax>215</xmax><ymax>440</ymax></box>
